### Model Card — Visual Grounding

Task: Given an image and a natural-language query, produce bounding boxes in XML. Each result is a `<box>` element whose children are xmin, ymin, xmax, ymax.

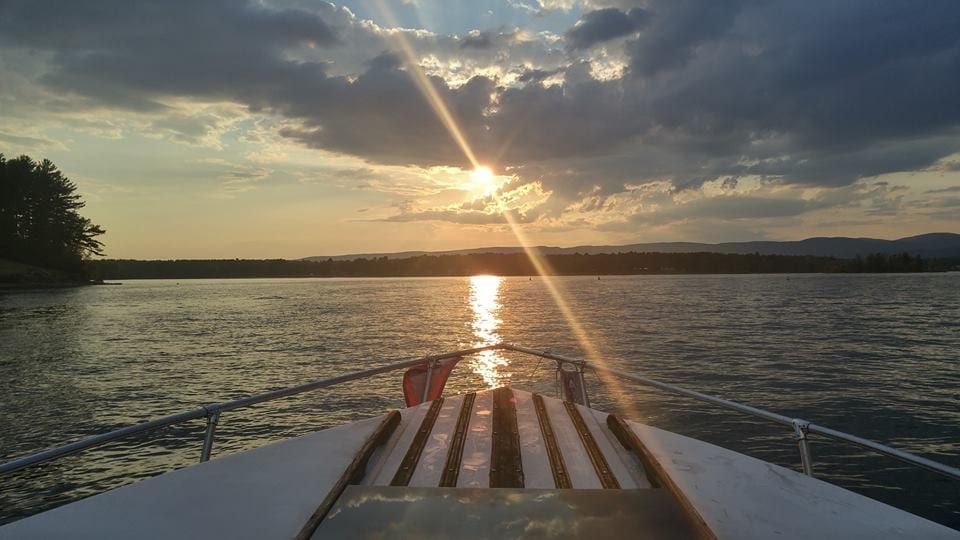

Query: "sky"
<box><xmin>0</xmin><ymin>0</ymin><xmax>959</xmax><ymax>259</ymax></box>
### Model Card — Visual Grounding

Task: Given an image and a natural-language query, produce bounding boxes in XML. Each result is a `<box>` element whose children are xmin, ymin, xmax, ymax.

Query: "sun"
<box><xmin>469</xmin><ymin>166</ymin><xmax>497</xmax><ymax>195</ymax></box>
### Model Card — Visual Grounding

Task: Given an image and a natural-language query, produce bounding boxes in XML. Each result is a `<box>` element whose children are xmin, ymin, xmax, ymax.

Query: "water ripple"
<box><xmin>0</xmin><ymin>274</ymin><xmax>957</xmax><ymax>527</ymax></box>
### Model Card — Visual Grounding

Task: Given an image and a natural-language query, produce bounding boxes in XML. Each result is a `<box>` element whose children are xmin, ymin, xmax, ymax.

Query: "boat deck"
<box><xmin>1</xmin><ymin>387</ymin><xmax>957</xmax><ymax>539</ymax></box>
<box><xmin>363</xmin><ymin>387</ymin><xmax>653</xmax><ymax>490</ymax></box>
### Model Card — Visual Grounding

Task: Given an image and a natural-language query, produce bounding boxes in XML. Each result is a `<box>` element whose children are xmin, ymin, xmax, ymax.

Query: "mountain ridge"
<box><xmin>303</xmin><ymin>233</ymin><xmax>960</xmax><ymax>261</ymax></box>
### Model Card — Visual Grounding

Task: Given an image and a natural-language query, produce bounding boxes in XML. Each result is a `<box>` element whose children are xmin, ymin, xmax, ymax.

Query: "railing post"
<box><xmin>200</xmin><ymin>408</ymin><xmax>221</xmax><ymax>463</ymax></box>
<box><xmin>422</xmin><ymin>359</ymin><xmax>436</xmax><ymax>403</ymax></box>
<box><xmin>792</xmin><ymin>419</ymin><xmax>814</xmax><ymax>476</ymax></box>
<box><xmin>554</xmin><ymin>360</ymin><xmax>563</xmax><ymax>398</ymax></box>
<box><xmin>577</xmin><ymin>365</ymin><xmax>590</xmax><ymax>408</ymax></box>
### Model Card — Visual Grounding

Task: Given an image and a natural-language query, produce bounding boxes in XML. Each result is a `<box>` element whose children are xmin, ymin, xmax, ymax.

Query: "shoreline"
<box><xmin>0</xmin><ymin>280</ymin><xmax>118</xmax><ymax>290</ymax></box>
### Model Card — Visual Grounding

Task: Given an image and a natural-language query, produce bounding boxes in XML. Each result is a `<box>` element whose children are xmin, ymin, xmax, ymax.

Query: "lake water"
<box><xmin>1</xmin><ymin>274</ymin><xmax>958</xmax><ymax>528</ymax></box>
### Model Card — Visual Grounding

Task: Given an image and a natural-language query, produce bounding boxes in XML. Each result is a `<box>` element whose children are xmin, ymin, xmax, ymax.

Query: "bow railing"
<box><xmin>3</xmin><ymin>342</ymin><xmax>958</xmax><ymax>486</ymax></box>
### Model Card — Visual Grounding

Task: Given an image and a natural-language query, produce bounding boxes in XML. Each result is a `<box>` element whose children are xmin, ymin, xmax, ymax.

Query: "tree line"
<box><xmin>0</xmin><ymin>155</ymin><xmax>105</xmax><ymax>276</ymax></box>
<box><xmin>87</xmin><ymin>251</ymin><xmax>953</xmax><ymax>280</ymax></box>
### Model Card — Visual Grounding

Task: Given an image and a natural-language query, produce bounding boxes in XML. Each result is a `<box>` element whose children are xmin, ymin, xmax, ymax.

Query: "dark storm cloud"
<box><xmin>279</xmin><ymin>59</ymin><xmax>497</xmax><ymax>166</ymax></box>
<box><xmin>0</xmin><ymin>0</ymin><xmax>493</xmax><ymax>165</ymax></box>
<box><xmin>460</xmin><ymin>31</ymin><xmax>496</xmax><ymax>50</ymax></box>
<box><xmin>0</xmin><ymin>0</ymin><xmax>338</xmax><ymax>110</ymax></box>
<box><xmin>0</xmin><ymin>0</ymin><xmax>338</xmax><ymax>49</ymax></box>
<box><xmin>624</xmin><ymin>0</ymin><xmax>742</xmax><ymax>76</ymax></box>
<box><xmin>1</xmin><ymin>0</ymin><xmax>960</xmax><ymax>198</ymax></box>
<box><xmin>515</xmin><ymin>67</ymin><xmax>564</xmax><ymax>83</ymax></box>
<box><xmin>565</xmin><ymin>7</ymin><xmax>649</xmax><ymax>50</ymax></box>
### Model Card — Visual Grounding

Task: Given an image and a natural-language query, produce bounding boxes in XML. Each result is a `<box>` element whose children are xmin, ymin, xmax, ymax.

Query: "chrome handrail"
<box><xmin>2</xmin><ymin>342</ymin><xmax>958</xmax><ymax>486</ymax></box>
<box><xmin>500</xmin><ymin>344</ymin><xmax>960</xmax><ymax>481</ymax></box>
<box><xmin>0</xmin><ymin>344</ymin><xmax>499</xmax><ymax>475</ymax></box>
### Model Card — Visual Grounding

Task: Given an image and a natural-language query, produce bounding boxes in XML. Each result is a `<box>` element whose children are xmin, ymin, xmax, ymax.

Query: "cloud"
<box><xmin>1</xmin><ymin>0</ymin><xmax>959</xmax><ymax>234</ymax></box>
<box><xmin>624</xmin><ymin>0</ymin><xmax>742</xmax><ymax>76</ymax></box>
<box><xmin>925</xmin><ymin>185</ymin><xmax>960</xmax><ymax>194</ymax></box>
<box><xmin>0</xmin><ymin>130</ymin><xmax>62</xmax><ymax>151</ymax></box>
<box><xmin>460</xmin><ymin>31</ymin><xmax>496</xmax><ymax>50</ymax></box>
<box><xmin>565</xmin><ymin>8</ymin><xmax>649</xmax><ymax>50</ymax></box>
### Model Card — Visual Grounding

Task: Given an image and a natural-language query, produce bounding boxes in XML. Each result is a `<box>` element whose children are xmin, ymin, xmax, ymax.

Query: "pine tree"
<box><xmin>0</xmin><ymin>154</ymin><xmax>105</xmax><ymax>275</ymax></box>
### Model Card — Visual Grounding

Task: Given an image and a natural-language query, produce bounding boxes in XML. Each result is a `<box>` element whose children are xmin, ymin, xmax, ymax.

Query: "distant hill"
<box><xmin>305</xmin><ymin>233</ymin><xmax>960</xmax><ymax>261</ymax></box>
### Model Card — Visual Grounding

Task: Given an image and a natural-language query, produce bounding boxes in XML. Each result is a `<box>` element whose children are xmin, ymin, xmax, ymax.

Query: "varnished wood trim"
<box><xmin>564</xmin><ymin>401</ymin><xmax>620</xmax><ymax>489</ymax></box>
<box><xmin>295</xmin><ymin>410</ymin><xmax>401</xmax><ymax>540</ymax></box>
<box><xmin>390</xmin><ymin>398</ymin><xmax>445</xmax><ymax>486</ymax></box>
<box><xmin>607</xmin><ymin>415</ymin><xmax>718</xmax><ymax>540</ymax></box>
<box><xmin>606</xmin><ymin>415</ymin><xmax>662</xmax><ymax>488</ymax></box>
<box><xmin>532</xmin><ymin>393</ymin><xmax>571</xmax><ymax>489</ymax></box>
<box><xmin>439</xmin><ymin>392</ymin><xmax>476</xmax><ymax>487</ymax></box>
<box><xmin>490</xmin><ymin>387</ymin><xmax>524</xmax><ymax>488</ymax></box>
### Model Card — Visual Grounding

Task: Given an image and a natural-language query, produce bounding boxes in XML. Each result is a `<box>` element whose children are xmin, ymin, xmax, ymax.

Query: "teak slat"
<box><xmin>391</xmin><ymin>398</ymin><xmax>445</xmax><ymax>486</ymax></box>
<box><xmin>564</xmin><ymin>401</ymin><xmax>620</xmax><ymax>489</ymax></box>
<box><xmin>532</xmin><ymin>393</ymin><xmax>571</xmax><ymax>489</ymax></box>
<box><xmin>490</xmin><ymin>387</ymin><xmax>524</xmax><ymax>488</ymax></box>
<box><xmin>439</xmin><ymin>392</ymin><xmax>476</xmax><ymax>487</ymax></box>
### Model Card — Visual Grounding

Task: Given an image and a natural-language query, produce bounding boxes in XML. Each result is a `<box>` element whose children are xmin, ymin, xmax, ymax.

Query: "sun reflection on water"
<box><xmin>469</xmin><ymin>275</ymin><xmax>509</xmax><ymax>388</ymax></box>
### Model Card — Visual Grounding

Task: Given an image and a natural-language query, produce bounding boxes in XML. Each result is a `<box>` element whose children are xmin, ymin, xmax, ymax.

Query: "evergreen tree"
<box><xmin>0</xmin><ymin>154</ymin><xmax>105</xmax><ymax>275</ymax></box>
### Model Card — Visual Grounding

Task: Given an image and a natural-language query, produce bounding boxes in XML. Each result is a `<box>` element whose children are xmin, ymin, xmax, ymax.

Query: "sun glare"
<box><xmin>371</xmin><ymin>0</ymin><xmax>636</xmax><ymax>417</ymax></box>
<box><xmin>469</xmin><ymin>275</ymin><xmax>508</xmax><ymax>388</ymax></box>
<box><xmin>469</xmin><ymin>166</ymin><xmax>497</xmax><ymax>195</ymax></box>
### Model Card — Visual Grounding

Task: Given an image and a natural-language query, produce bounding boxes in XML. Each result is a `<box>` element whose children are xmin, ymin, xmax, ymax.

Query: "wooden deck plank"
<box><xmin>439</xmin><ymin>393</ymin><xmax>476</xmax><ymax>487</ymax></box>
<box><xmin>514</xmin><ymin>391</ymin><xmax>555</xmax><ymax>488</ymax></box>
<box><xmin>457</xmin><ymin>390</ymin><xmax>494</xmax><ymax>487</ymax></box>
<box><xmin>542</xmin><ymin>395</ymin><xmax>603</xmax><ymax>489</ymax></box>
<box><xmin>408</xmin><ymin>394</ymin><xmax>465</xmax><ymax>487</ymax></box>
<box><xmin>366</xmin><ymin>401</ymin><xmax>431</xmax><ymax>486</ymax></box>
<box><xmin>391</xmin><ymin>398</ymin><xmax>445</xmax><ymax>486</ymax></box>
<box><xmin>490</xmin><ymin>388</ymin><xmax>524</xmax><ymax>487</ymax></box>
<box><xmin>533</xmin><ymin>393</ymin><xmax>572</xmax><ymax>489</ymax></box>
<box><xmin>564</xmin><ymin>401</ymin><xmax>620</xmax><ymax>489</ymax></box>
<box><xmin>579</xmin><ymin>405</ymin><xmax>648</xmax><ymax>489</ymax></box>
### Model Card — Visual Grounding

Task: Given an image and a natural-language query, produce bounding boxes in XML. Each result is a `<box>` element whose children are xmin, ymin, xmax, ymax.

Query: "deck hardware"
<box><xmin>792</xmin><ymin>419</ymin><xmax>814</xmax><ymax>477</ymax></box>
<box><xmin>199</xmin><ymin>406</ymin><xmax>222</xmax><ymax>463</ymax></box>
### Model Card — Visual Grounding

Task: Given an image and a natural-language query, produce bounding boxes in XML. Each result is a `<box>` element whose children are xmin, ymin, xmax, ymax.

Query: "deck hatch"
<box><xmin>533</xmin><ymin>393</ymin><xmax>571</xmax><ymax>489</ymax></box>
<box><xmin>391</xmin><ymin>398</ymin><xmax>445</xmax><ymax>486</ymax></box>
<box><xmin>313</xmin><ymin>486</ymin><xmax>702</xmax><ymax>539</ymax></box>
<box><xmin>490</xmin><ymin>387</ymin><xmax>524</xmax><ymax>488</ymax></box>
<box><xmin>439</xmin><ymin>392</ymin><xmax>476</xmax><ymax>487</ymax></box>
